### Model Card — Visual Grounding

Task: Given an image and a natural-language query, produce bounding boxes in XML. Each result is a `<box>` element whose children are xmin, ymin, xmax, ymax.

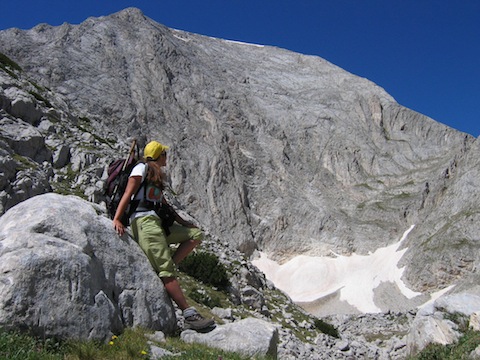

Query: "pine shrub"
<box><xmin>179</xmin><ymin>251</ymin><xmax>230</xmax><ymax>289</ymax></box>
<box><xmin>313</xmin><ymin>318</ymin><xmax>339</xmax><ymax>338</ymax></box>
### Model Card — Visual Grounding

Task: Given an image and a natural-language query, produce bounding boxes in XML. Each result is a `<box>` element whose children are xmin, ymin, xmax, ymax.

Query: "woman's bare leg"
<box><xmin>162</xmin><ymin>277</ymin><xmax>188</xmax><ymax>310</ymax></box>
<box><xmin>172</xmin><ymin>239</ymin><xmax>200</xmax><ymax>265</ymax></box>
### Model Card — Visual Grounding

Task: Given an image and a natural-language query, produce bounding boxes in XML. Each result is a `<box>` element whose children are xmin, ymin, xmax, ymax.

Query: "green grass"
<box><xmin>3</xmin><ymin>326</ymin><xmax>478</xmax><ymax>360</ymax></box>
<box><xmin>177</xmin><ymin>272</ymin><xmax>231</xmax><ymax>320</ymax></box>
<box><xmin>13</xmin><ymin>154</ymin><xmax>38</xmax><ymax>171</ymax></box>
<box><xmin>29</xmin><ymin>90</ymin><xmax>53</xmax><ymax>108</ymax></box>
<box><xmin>0</xmin><ymin>52</ymin><xmax>22</xmax><ymax>72</ymax></box>
<box><xmin>51</xmin><ymin>164</ymin><xmax>86</xmax><ymax>198</ymax></box>
<box><xmin>0</xmin><ymin>52</ymin><xmax>22</xmax><ymax>78</ymax></box>
<box><xmin>162</xmin><ymin>337</ymin><xmax>270</xmax><ymax>359</ymax></box>
<box><xmin>0</xmin><ymin>329</ymin><xmax>64</xmax><ymax>360</ymax></box>
<box><xmin>0</xmin><ymin>327</ymin><xmax>271</xmax><ymax>360</ymax></box>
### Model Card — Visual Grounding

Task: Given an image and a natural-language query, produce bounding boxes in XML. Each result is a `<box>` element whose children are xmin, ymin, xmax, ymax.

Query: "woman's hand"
<box><xmin>113</xmin><ymin>219</ymin><xmax>126</xmax><ymax>236</ymax></box>
<box><xmin>174</xmin><ymin>213</ymin><xmax>197</xmax><ymax>228</ymax></box>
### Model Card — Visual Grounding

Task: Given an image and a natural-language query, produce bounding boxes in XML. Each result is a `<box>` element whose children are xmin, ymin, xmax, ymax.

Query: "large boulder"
<box><xmin>181</xmin><ymin>318</ymin><xmax>279</xmax><ymax>359</ymax></box>
<box><xmin>0</xmin><ymin>193</ymin><xmax>177</xmax><ymax>341</ymax></box>
<box><xmin>3</xmin><ymin>86</ymin><xmax>44</xmax><ymax>126</ymax></box>
<box><xmin>406</xmin><ymin>290</ymin><xmax>480</xmax><ymax>356</ymax></box>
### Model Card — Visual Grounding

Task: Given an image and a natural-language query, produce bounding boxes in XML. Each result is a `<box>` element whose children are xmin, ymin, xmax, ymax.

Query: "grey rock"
<box><xmin>52</xmin><ymin>144</ymin><xmax>71</xmax><ymax>168</ymax></box>
<box><xmin>211</xmin><ymin>307</ymin><xmax>233</xmax><ymax>320</ymax></box>
<box><xmin>0</xmin><ymin>193</ymin><xmax>177</xmax><ymax>341</ymax></box>
<box><xmin>181</xmin><ymin>318</ymin><xmax>279</xmax><ymax>358</ymax></box>
<box><xmin>336</xmin><ymin>339</ymin><xmax>350</xmax><ymax>351</ymax></box>
<box><xmin>145</xmin><ymin>331</ymin><xmax>166</xmax><ymax>343</ymax></box>
<box><xmin>0</xmin><ymin>163</ymin><xmax>52</xmax><ymax>215</ymax></box>
<box><xmin>70</xmin><ymin>149</ymin><xmax>99</xmax><ymax>173</ymax></box>
<box><xmin>470</xmin><ymin>346</ymin><xmax>480</xmax><ymax>360</ymax></box>
<box><xmin>3</xmin><ymin>86</ymin><xmax>43</xmax><ymax>125</ymax></box>
<box><xmin>406</xmin><ymin>315</ymin><xmax>460</xmax><ymax>356</ymax></box>
<box><xmin>434</xmin><ymin>293</ymin><xmax>480</xmax><ymax>316</ymax></box>
<box><xmin>144</xmin><ymin>333</ymin><xmax>176</xmax><ymax>360</ymax></box>
<box><xmin>37</xmin><ymin>118</ymin><xmax>56</xmax><ymax>132</ymax></box>
<box><xmin>0</xmin><ymin>116</ymin><xmax>51</xmax><ymax>163</ymax></box>
<box><xmin>148</xmin><ymin>344</ymin><xmax>177</xmax><ymax>359</ymax></box>
<box><xmin>241</xmin><ymin>285</ymin><xmax>265</xmax><ymax>310</ymax></box>
<box><xmin>0</xmin><ymin>151</ymin><xmax>17</xmax><ymax>190</ymax></box>
<box><xmin>471</xmin><ymin>312</ymin><xmax>480</xmax><ymax>331</ymax></box>
<box><xmin>406</xmin><ymin>291</ymin><xmax>480</xmax><ymax>356</ymax></box>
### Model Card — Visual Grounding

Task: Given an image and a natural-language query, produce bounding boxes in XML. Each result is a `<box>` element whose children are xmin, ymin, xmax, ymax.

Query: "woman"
<box><xmin>113</xmin><ymin>140</ymin><xmax>214</xmax><ymax>331</ymax></box>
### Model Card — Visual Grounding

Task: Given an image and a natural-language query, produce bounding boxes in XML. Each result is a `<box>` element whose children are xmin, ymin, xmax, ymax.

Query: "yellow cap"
<box><xmin>144</xmin><ymin>141</ymin><xmax>169</xmax><ymax>160</ymax></box>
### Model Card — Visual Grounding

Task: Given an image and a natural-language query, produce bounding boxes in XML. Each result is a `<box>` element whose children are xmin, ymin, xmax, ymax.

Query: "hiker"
<box><xmin>112</xmin><ymin>140</ymin><xmax>214</xmax><ymax>331</ymax></box>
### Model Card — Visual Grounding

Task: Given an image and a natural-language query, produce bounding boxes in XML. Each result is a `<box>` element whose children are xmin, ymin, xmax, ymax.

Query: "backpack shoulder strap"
<box><xmin>126</xmin><ymin>162</ymin><xmax>149</xmax><ymax>218</ymax></box>
<box><xmin>142</xmin><ymin>162</ymin><xmax>148</xmax><ymax>199</ymax></box>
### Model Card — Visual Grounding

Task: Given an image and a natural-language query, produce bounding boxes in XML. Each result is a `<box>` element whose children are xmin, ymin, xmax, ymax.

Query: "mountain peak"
<box><xmin>1</xmin><ymin>9</ymin><xmax>479</xmax><ymax>306</ymax></box>
<box><xmin>110</xmin><ymin>7</ymin><xmax>148</xmax><ymax>22</ymax></box>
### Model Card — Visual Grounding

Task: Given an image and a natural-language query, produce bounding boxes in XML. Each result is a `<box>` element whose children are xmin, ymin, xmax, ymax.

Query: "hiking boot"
<box><xmin>184</xmin><ymin>313</ymin><xmax>215</xmax><ymax>331</ymax></box>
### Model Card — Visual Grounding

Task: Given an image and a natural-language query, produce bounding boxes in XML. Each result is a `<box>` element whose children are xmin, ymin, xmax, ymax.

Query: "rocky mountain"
<box><xmin>1</xmin><ymin>7</ymin><xmax>480</xmax><ymax>356</ymax></box>
<box><xmin>7</xmin><ymin>192</ymin><xmax>469</xmax><ymax>359</ymax></box>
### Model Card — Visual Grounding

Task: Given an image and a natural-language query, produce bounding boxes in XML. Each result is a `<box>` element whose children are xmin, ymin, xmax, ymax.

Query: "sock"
<box><xmin>183</xmin><ymin>306</ymin><xmax>197</xmax><ymax>318</ymax></box>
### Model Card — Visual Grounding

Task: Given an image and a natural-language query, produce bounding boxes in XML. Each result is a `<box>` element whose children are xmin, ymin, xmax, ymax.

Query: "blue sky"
<box><xmin>1</xmin><ymin>1</ymin><xmax>479</xmax><ymax>137</ymax></box>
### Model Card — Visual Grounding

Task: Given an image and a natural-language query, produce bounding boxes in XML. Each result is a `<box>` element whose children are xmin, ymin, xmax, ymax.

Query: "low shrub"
<box><xmin>313</xmin><ymin>318</ymin><xmax>339</xmax><ymax>338</ymax></box>
<box><xmin>178</xmin><ymin>251</ymin><xmax>229</xmax><ymax>289</ymax></box>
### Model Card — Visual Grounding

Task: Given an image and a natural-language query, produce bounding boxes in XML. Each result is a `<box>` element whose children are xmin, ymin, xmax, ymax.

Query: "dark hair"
<box><xmin>145</xmin><ymin>160</ymin><xmax>166</xmax><ymax>189</ymax></box>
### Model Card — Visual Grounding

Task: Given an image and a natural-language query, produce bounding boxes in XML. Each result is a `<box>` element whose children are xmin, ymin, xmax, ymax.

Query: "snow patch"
<box><xmin>252</xmin><ymin>225</ymin><xmax>420</xmax><ymax>313</ymax></box>
<box><xmin>224</xmin><ymin>39</ymin><xmax>265</xmax><ymax>48</ymax></box>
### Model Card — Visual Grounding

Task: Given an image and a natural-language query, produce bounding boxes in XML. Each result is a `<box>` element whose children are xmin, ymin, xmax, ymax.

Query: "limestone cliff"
<box><xmin>1</xmin><ymin>7</ymin><xmax>479</xmax><ymax>300</ymax></box>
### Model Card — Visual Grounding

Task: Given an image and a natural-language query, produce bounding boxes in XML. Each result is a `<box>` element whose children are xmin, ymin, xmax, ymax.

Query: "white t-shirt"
<box><xmin>129</xmin><ymin>162</ymin><xmax>164</xmax><ymax>220</ymax></box>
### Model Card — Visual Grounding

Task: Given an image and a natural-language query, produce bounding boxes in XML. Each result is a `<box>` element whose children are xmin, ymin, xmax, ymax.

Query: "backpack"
<box><xmin>104</xmin><ymin>140</ymin><xmax>140</xmax><ymax>226</ymax></box>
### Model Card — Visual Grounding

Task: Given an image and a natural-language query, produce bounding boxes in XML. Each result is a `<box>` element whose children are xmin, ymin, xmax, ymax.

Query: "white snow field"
<box><xmin>252</xmin><ymin>225</ymin><xmax>422</xmax><ymax>313</ymax></box>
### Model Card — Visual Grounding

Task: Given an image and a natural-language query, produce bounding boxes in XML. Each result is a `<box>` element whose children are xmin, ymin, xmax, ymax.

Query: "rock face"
<box><xmin>0</xmin><ymin>193</ymin><xmax>177</xmax><ymax>341</ymax></box>
<box><xmin>0</xmin><ymin>7</ymin><xmax>480</xmax><ymax>351</ymax></box>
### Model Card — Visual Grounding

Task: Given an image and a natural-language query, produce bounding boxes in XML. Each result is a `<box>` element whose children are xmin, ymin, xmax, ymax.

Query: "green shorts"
<box><xmin>131</xmin><ymin>215</ymin><xmax>204</xmax><ymax>278</ymax></box>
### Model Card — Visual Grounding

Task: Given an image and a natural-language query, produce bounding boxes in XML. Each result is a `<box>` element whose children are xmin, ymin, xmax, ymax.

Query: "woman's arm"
<box><xmin>174</xmin><ymin>212</ymin><xmax>197</xmax><ymax>228</ymax></box>
<box><xmin>161</xmin><ymin>197</ymin><xmax>197</xmax><ymax>228</ymax></box>
<box><xmin>113</xmin><ymin>175</ymin><xmax>143</xmax><ymax>235</ymax></box>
